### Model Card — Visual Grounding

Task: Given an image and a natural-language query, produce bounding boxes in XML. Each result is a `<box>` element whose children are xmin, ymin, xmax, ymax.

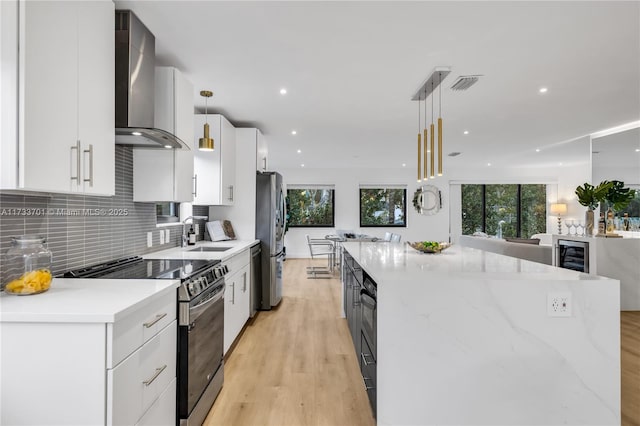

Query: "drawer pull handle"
<box><xmin>143</xmin><ymin>364</ymin><xmax>167</xmax><ymax>386</ymax></box>
<box><xmin>363</xmin><ymin>376</ymin><xmax>375</xmax><ymax>391</ymax></box>
<box><xmin>143</xmin><ymin>313</ymin><xmax>167</xmax><ymax>328</ymax></box>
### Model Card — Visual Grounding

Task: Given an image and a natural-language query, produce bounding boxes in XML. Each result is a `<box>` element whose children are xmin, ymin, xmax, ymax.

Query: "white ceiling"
<box><xmin>115</xmin><ymin>1</ymin><xmax>640</xmax><ymax>171</ymax></box>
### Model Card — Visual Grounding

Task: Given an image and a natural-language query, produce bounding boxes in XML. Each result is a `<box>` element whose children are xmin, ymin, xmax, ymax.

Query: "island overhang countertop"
<box><xmin>342</xmin><ymin>242</ymin><xmax>620</xmax><ymax>426</ymax></box>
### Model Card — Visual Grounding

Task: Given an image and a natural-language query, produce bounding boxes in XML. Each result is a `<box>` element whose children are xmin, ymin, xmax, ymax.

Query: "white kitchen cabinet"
<box><xmin>256</xmin><ymin>129</ymin><xmax>269</xmax><ymax>172</ymax></box>
<box><xmin>0</xmin><ymin>0</ymin><xmax>114</xmax><ymax>195</ymax></box>
<box><xmin>193</xmin><ymin>114</ymin><xmax>236</xmax><ymax>206</ymax></box>
<box><xmin>222</xmin><ymin>248</ymin><xmax>251</xmax><ymax>354</ymax></box>
<box><xmin>0</xmin><ymin>288</ymin><xmax>177</xmax><ymax>426</ymax></box>
<box><xmin>134</xmin><ymin>67</ymin><xmax>195</xmax><ymax>202</ymax></box>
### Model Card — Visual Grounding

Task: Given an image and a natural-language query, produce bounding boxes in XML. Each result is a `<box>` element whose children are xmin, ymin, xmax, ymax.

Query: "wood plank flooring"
<box><xmin>204</xmin><ymin>259</ymin><xmax>375</xmax><ymax>426</ymax></box>
<box><xmin>205</xmin><ymin>259</ymin><xmax>640</xmax><ymax>426</ymax></box>
<box><xmin>623</xmin><ymin>311</ymin><xmax>640</xmax><ymax>426</ymax></box>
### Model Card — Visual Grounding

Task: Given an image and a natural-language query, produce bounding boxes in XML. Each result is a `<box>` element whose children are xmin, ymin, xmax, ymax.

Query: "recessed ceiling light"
<box><xmin>535</xmin><ymin>148</ymin><xmax>540</xmax><ymax>152</ymax></box>
<box><xmin>297</xmin><ymin>149</ymin><xmax>301</xmax><ymax>154</ymax></box>
<box><xmin>402</xmin><ymin>163</ymin><xmax>406</xmax><ymax>167</ymax></box>
<box><xmin>487</xmin><ymin>163</ymin><xmax>491</xmax><ymax>166</ymax></box>
<box><xmin>131</xmin><ymin>131</ymin><xmax>142</xmax><ymax>136</ymax></box>
<box><xmin>280</xmin><ymin>88</ymin><xmax>287</xmax><ymax>95</ymax></box>
<box><xmin>164</xmin><ymin>145</ymin><xmax>172</xmax><ymax>149</ymax></box>
<box><xmin>558</xmin><ymin>162</ymin><xmax>563</xmax><ymax>166</ymax></box>
<box><xmin>636</xmin><ymin>148</ymin><xmax>640</xmax><ymax>152</ymax></box>
<box><xmin>291</xmin><ymin>130</ymin><xmax>297</xmax><ymax>135</ymax></box>
<box><xmin>300</xmin><ymin>163</ymin><xmax>305</xmax><ymax>167</ymax></box>
<box><xmin>539</xmin><ymin>87</ymin><xmax>548</xmax><ymax>93</ymax></box>
<box><xmin>463</xmin><ymin>130</ymin><xmax>469</xmax><ymax>135</ymax></box>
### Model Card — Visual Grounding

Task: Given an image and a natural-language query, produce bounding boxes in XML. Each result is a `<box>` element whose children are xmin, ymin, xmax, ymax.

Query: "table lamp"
<box><xmin>550</xmin><ymin>203</ymin><xmax>567</xmax><ymax>234</ymax></box>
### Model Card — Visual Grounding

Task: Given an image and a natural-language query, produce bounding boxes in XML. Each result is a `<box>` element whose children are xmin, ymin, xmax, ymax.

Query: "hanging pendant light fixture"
<box><xmin>438</xmin><ymin>72</ymin><xmax>443</xmax><ymax>176</ymax></box>
<box><xmin>423</xmin><ymin>88</ymin><xmax>428</xmax><ymax>181</ymax></box>
<box><xmin>199</xmin><ymin>90</ymin><xmax>214</xmax><ymax>151</ymax></box>
<box><xmin>417</xmin><ymin>92</ymin><xmax>422</xmax><ymax>182</ymax></box>
<box><xmin>411</xmin><ymin>66</ymin><xmax>450</xmax><ymax>178</ymax></box>
<box><xmin>430</xmin><ymin>80</ymin><xmax>435</xmax><ymax>178</ymax></box>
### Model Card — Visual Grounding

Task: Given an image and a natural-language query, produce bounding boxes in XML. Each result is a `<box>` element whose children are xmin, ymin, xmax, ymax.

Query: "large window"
<box><xmin>360</xmin><ymin>187</ymin><xmax>407</xmax><ymax>227</ymax></box>
<box><xmin>287</xmin><ymin>187</ymin><xmax>335</xmax><ymax>227</ymax></box>
<box><xmin>461</xmin><ymin>184</ymin><xmax>546</xmax><ymax>238</ymax></box>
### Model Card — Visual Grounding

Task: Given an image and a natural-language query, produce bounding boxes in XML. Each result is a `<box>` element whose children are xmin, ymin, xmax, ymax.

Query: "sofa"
<box><xmin>458</xmin><ymin>235</ymin><xmax>553</xmax><ymax>265</ymax></box>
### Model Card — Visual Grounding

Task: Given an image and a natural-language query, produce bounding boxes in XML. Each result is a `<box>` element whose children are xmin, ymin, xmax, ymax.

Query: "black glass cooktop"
<box><xmin>62</xmin><ymin>256</ymin><xmax>219</xmax><ymax>280</ymax></box>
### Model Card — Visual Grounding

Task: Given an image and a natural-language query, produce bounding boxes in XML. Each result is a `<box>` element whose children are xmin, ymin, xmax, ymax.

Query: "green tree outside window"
<box><xmin>287</xmin><ymin>188</ymin><xmax>334</xmax><ymax>227</ymax></box>
<box><xmin>360</xmin><ymin>188</ymin><xmax>406</xmax><ymax>227</ymax></box>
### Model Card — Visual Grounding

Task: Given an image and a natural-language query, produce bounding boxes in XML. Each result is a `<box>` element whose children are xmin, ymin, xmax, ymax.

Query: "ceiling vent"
<box><xmin>450</xmin><ymin>75</ymin><xmax>482</xmax><ymax>91</ymax></box>
<box><xmin>448</xmin><ymin>152</ymin><xmax>462</xmax><ymax>157</ymax></box>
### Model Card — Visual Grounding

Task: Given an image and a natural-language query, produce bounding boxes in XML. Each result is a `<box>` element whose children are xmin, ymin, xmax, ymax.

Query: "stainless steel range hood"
<box><xmin>115</xmin><ymin>10</ymin><xmax>189</xmax><ymax>149</ymax></box>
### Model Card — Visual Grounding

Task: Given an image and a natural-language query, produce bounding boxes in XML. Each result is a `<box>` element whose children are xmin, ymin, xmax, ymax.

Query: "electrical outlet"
<box><xmin>147</xmin><ymin>232</ymin><xmax>153</xmax><ymax>248</ymax></box>
<box><xmin>164</xmin><ymin>229</ymin><xmax>170</xmax><ymax>243</ymax></box>
<box><xmin>159</xmin><ymin>230</ymin><xmax>165</xmax><ymax>245</ymax></box>
<box><xmin>547</xmin><ymin>292</ymin><xmax>572</xmax><ymax>317</ymax></box>
<box><xmin>194</xmin><ymin>224</ymin><xmax>200</xmax><ymax>235</ymax></box>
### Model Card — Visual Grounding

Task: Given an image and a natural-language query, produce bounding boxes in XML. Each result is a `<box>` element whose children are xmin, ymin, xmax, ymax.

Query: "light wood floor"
<box><xmin>204</xmin><ymin>259</ymin><xmax>640</xmax><ymax>426</ymax></box>
<box><xmin>622</xmin><ymin>311</ymin><xmax>640</xmax><ymax>426</ymax></box>
<box><xmin>204</xmin><ymin>259</ymin><xmax>375</xmax><ymax>426</ymax></box>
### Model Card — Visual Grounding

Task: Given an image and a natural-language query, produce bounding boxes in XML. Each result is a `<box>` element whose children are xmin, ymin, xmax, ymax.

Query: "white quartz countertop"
<box><xmin>0</xmin><ymin>278</ymin><xmax>178</xmax><ymax>323</ymax></box>
<box><xmin>142</xmin><ymin>239</ymin><xmax>259</xmax><ymax>261</ymax></box>
<box><xmin>342</xmin><ymin>241</ymin><xmax>611</xmax><ymax>283</ymax></box>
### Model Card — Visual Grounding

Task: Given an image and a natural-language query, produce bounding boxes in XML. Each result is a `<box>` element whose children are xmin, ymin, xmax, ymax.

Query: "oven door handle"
<box><xmin>360</xmin><ymin>288</ymin><xmax>376</xmax><ymax>302</ymax></box>
<box><xmin>189</xmin><ymin>288</ymin><xmax>224</xmax><ymax>323</ymax></box>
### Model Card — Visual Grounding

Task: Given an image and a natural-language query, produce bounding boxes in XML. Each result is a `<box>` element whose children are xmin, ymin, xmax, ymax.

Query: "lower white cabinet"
<box><xmin>222</xmin><ymin>248</ymin><xmax>251</xmax><ymax>354</ymax></box>
<box><xmin>0</xmin><ymin>290</ymin><xmax>177</xmax><ymax>426</ymax></box>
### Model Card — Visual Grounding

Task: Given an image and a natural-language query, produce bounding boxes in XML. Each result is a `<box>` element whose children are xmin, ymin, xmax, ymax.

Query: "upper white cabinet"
<box><xmin>0</xmin><ymin>0</ymin><xmax>114</xmax><ymax>195</ymax></box>
<box><xmin>133</xmin><ymin>67</ymin><xmax>194</xmax><ymax>202</ymax></box>
<box><xmin>193</xmin><ymin>114</ymin><xmax>236</xmax><ymax>206</ymax></box>
<box><xmin>256</xmin><ymin>130</ymin><xmax>269</xmax><ymax>172</ymax></box>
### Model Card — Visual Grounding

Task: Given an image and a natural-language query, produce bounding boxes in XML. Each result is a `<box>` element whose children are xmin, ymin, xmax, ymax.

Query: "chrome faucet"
<box><xmin>181</xmin><ymin>216</ymin><xmax>208</xmax><ymax>247</ymax></box>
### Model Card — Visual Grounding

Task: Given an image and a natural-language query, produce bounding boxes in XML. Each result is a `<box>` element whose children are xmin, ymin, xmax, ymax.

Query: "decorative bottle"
<box><xmin>187</xmin><ymin>226</ymin><xmax>196</xmax><ymax>245</ymax></box>
<box><xmin>623</xmin><ymin>213</ymin><xmax>630</xmax><ymax>231</ymax></box>
<box><xmin>606</xmin><ymin>207</ymin><xmax>615</xmax><ymax>234</ymax></box>
<box><xmin>598</xmin><ymin>212</ymin><xmax>606</xmax><ymax>235</ymax></box>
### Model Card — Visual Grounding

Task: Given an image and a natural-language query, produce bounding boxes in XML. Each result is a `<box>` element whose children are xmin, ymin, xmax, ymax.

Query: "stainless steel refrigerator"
<box><xmin>256</xmin><ymin>172</ymin><xmax>285</xmax><ymax>309</ymax></box>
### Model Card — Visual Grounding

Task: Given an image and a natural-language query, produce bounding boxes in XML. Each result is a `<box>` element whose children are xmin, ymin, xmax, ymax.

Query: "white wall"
<box><xmin>281</xmin><ymin>154</ymin><xmax>591</xmax><ymax>258</ymax></box>
<box><xmin>280</xmin><ymin>167</ymin><xmax>450</xmax><ymax>258</ymax></box>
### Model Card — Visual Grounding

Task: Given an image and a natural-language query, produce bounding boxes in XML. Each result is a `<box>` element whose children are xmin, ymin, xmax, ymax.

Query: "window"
<box><xmin>156</xmin><ymin>202</ymin><xmax>180</xmax><ymax>224</ymax></box>
<box><xmin>461</xmin><ymin>184</ymin><xmax>546</xmax><ymax>238</ymax></box>
<box><xmin>287</xmin><ymin>187</ymin><xmax>335</xmax><ymax>227</ymax></box>
<box><xmin>360</xmin><ymin>187</ymin><xmax>407</xmax><ymax>227</ymax></box>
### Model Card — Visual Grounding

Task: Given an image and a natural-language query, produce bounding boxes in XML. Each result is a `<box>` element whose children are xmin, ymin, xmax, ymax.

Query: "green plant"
<box><xmin>575</xmin><ymin>181</ymin><xmax>612</xmax><ymax>210</ymax></box>
<box><xmin>602</xmin><ymin>180</ymin><xmax>637</xmax><ymax>211</ymax></box>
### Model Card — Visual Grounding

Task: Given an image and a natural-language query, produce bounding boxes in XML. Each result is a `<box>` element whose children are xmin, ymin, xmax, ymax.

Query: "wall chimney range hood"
<box><xmin>115</xmin><ymin>10</ymin><xmax>189</xmax><ymax>149</ymax></box>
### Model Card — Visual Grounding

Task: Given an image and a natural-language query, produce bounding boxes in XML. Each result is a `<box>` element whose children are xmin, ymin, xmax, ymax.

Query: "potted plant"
<box><xmin>575</xmin><ymin>181</ymin><xmax>612</xmax><ymax>236</ymax></box>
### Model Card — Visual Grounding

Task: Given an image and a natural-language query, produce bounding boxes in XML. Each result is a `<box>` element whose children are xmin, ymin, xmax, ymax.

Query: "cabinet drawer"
<box><xmin>223</xmin><ymin>248</ymin><xmax>250</xmax><ymax>275</ymax></box>
<box><xmin>108</xmin><ymin>290</ymin><xmax>176</xmax><ymax>368</ymax></box>
<box><xmin>108</xmin><ymin>321</ymin><xmax>177</xmax><ymax>426</ymax></box>
<box><xmin>135</xmin><ymin>378</ymin><xmax>176</xmax><ymax>426</ymax></box>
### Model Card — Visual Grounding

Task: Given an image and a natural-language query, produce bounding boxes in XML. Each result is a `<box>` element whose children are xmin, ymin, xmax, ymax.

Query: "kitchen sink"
<box><xmin>188</xmin><ymin>247</ymin><xmax>233</xmax><ymax>252</ymax></box>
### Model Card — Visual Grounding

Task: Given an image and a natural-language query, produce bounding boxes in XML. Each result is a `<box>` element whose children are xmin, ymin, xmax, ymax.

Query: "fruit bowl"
<box><xmin>408</xmin><ymin>241</ymin><xmax>452</xmax><ymax>254</ymax></box>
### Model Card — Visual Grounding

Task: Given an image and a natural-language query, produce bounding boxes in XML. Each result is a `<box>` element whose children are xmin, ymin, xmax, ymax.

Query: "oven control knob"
<box><xmin>223</xmin><ymin>265</ymin><xmax>229</xmax><ymax>274</ymax></box>
<box><xmin>188</xmin><ymin>282</ymin><xmax>195</xmax><ymax>295</ymax></box>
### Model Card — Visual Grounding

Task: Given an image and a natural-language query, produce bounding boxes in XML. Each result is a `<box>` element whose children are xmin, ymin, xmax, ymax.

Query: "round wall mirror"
<box><xmin>413</xmin><ymin>185</ymin><xmax>442</xmax><ymax>215</ymax></box>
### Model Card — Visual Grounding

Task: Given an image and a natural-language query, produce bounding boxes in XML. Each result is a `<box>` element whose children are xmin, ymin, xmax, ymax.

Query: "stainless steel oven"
<box><xmin>178</xmin><ymin>272</ymin><xmax>225</xmax><ymax>426</ymax></box>
<box><xmin>359</xmin><ymin>274</ymin><xmax>377</xmax><ymax>417</ymax></box>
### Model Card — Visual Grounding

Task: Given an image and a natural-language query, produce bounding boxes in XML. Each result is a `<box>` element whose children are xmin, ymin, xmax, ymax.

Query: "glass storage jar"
<box><xmin>3</xmin><ymin>235</ymin><xmax>53</xmax><ymax>295</ymax></box>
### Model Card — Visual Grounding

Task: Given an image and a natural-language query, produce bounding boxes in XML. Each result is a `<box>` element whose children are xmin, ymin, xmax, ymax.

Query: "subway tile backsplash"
<box><xmin>0</xmin><ymin>146</ymin><xmax>206</xmax><ymax>284</ymax></box>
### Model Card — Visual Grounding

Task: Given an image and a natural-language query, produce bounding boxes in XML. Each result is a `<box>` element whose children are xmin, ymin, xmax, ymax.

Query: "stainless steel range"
<box><xmin>63</xmin><ymin>256</ymin><xmax>228</xmax><ymax>426</ymax></box>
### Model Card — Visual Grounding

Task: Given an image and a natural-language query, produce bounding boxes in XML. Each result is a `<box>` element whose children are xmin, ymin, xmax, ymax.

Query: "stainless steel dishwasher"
<box><xmin>250</xmin><ymin>243</ymin><xmax>262</xmax><ymax>317</ymax></box>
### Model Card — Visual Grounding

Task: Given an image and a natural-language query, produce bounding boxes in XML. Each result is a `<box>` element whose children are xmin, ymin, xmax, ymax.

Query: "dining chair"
<box><xmin>383</xmin><ymin>232</ymin><xmax>393</xmax><ymax>242</ymax></box>
<box><xmin>305</xmin><ymin>234</ymin><xmax>335</xmax><ymax>279</ymax></box>
<box><xmin>390</xmin><ymin>233</ymin><xmax>402</xmax><ymax>242</ymax></box>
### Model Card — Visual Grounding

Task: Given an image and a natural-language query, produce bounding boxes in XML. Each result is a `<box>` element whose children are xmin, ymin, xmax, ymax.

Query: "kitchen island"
<box><xmin>342</xmin><ymin>242</ymin><xmax>620</xmax><ymax>426</ymax></box>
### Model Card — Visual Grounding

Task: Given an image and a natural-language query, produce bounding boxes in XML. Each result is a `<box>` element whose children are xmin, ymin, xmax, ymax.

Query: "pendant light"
<box><xmin>423</xmin><ymin>88</ymin><xmax>428</xmax><ymax>181</ymax></box>
<box><xmin>430</xmin><ymin>80</ymin><xmax>435</xmax><ymax>178</ymax></box>
<box><xmin>417</xmin><ymin>92</ymin><xmax>422</xmax><ymax>182</ymax></box>
<box><xmin>199</xmin><ymin>90</ymin><xmax>214</xmax><ymax>151</ymax></box>
<box><xmin>438</xmin><ymin>72</ymin><xmax>443</xmax><ymax>176</ymax></box>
